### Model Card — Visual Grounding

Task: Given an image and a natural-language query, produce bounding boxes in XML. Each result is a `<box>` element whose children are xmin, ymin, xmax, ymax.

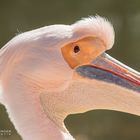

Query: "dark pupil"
<box><xmin>74</xmin><ymin>46</ymin><xmax>80</xmax><ymax>53</ymax></box>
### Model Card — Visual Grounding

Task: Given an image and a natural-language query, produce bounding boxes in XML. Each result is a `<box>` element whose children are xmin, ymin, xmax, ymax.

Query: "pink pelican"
<box><xmin>0</xmin><ymin>16</ymin><xmax>140</xmax><ymax>140</ymax></box>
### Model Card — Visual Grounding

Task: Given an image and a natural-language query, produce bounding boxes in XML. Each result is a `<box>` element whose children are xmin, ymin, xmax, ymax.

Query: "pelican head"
<box><xmin>0</xmin><ymin>16</ymin><xmax>140</xmax><ymax>140</ymax></box>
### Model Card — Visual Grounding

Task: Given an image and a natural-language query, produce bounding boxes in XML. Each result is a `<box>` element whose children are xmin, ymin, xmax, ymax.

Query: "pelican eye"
<box><xmin>73</xmin><ymin>45</ymin><xmax>80</xmax><ymax>53</ymax></box>
<box><xmin>61</xmin><ymin>37</ymin><xmax>105</xmax><ymax>69</ymax></box>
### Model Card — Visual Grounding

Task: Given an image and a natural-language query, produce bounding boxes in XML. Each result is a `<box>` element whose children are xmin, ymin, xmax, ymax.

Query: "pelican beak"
<box><xmin>76</xmin><ymin>53</ymin><xmax>140</xmax><ymax>93</ymax></box>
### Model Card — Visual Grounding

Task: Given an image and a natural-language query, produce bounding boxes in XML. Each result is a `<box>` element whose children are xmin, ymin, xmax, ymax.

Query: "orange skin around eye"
<box><xmin>61</xmin><ymin>37</ymin><xmax>106</xmax><ymax>69</ymax></box>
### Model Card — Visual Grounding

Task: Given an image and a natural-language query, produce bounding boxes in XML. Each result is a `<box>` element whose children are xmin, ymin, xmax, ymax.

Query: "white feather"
<box><xmin>72</xmin><ymin>16</ymin><xmax>115</xmax><ymax>50</ymax></box>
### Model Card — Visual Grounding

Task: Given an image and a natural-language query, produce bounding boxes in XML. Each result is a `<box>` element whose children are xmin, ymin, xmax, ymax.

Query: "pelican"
<box><xmin>0</xmin><ymin>16</ymin><xmax>140</xmax><ymax>140</ymax></box>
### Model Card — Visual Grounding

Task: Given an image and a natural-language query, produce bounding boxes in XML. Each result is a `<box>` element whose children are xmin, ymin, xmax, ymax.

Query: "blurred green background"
<box><xmin>0</xmin><ymin>0</ymin><xmax>140</xmax><ymax>140</ymax></box>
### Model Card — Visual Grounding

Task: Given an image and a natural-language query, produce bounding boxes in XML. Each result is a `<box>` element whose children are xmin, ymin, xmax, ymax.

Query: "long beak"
<box><xmin>76</xmin><ymin>53</ymin><xmax>140</xmax><ymax>93</ymax></box>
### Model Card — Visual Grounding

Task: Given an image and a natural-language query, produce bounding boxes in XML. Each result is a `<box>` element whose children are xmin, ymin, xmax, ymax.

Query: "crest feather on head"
<box><xmin>72</xmin><ymin>16</ymin><xmax>115</xmax><ymax>50</ymax></box>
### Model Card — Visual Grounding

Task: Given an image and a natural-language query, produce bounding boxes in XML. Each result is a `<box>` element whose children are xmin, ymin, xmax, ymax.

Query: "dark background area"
<box><xmin>0</xmin><ymin>0</ymin><xmax>140</xmax><ymax>140</ymax></box>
